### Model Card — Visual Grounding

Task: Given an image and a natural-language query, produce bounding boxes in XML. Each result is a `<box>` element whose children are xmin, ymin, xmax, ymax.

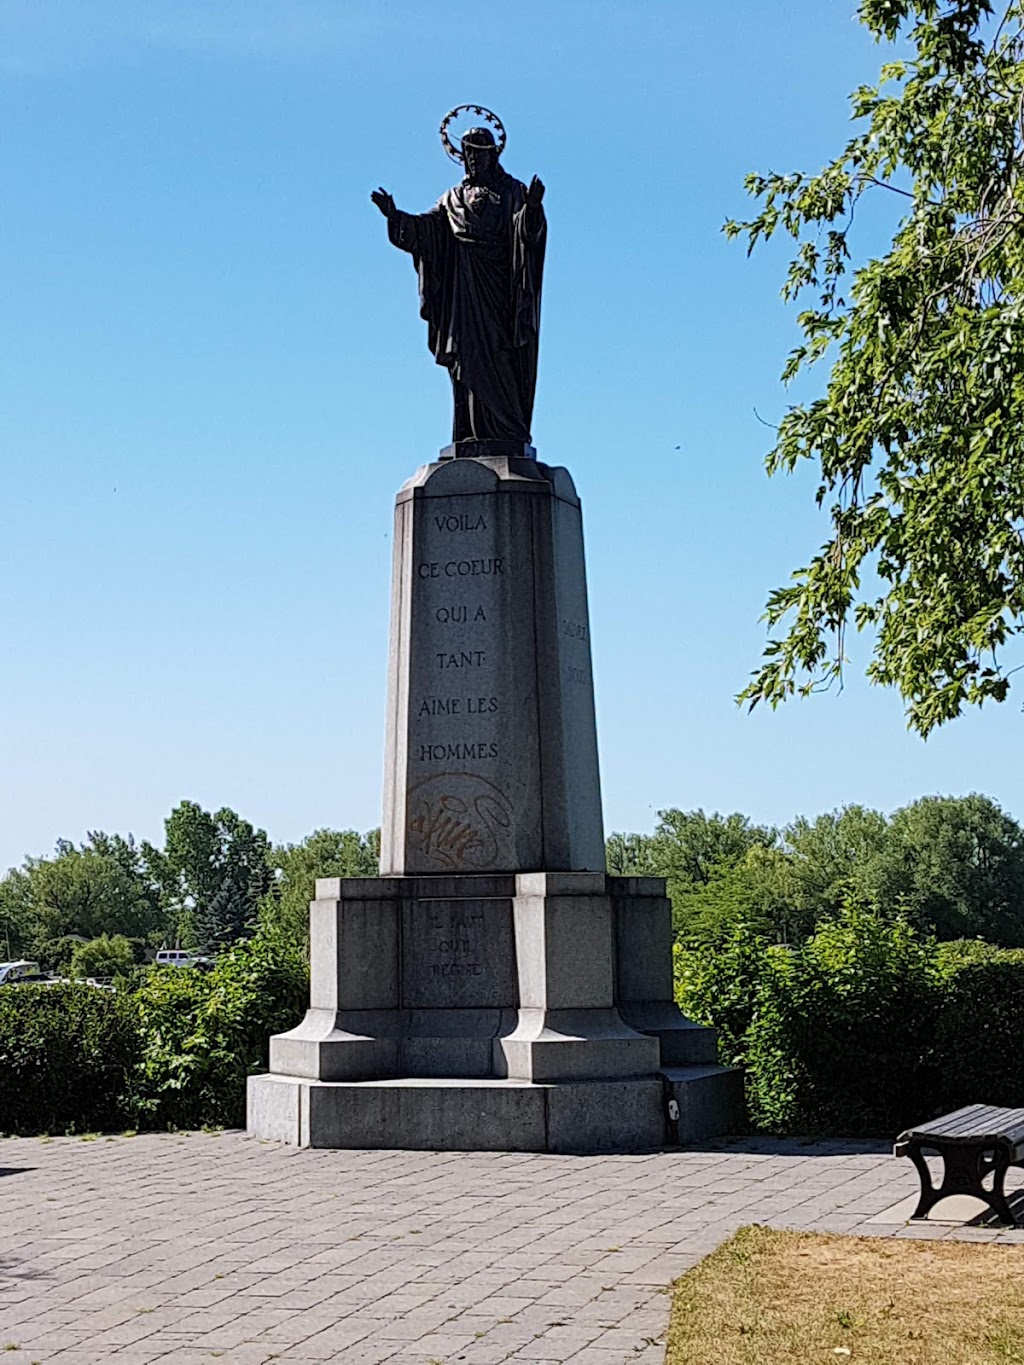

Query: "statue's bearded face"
<box><xmin>463</xmin><ymin>142</ymin><xmax>497</xmax><ymax>182</ymax></box>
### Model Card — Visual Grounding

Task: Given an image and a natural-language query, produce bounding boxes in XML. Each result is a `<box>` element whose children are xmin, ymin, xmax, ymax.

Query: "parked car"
<box><xmin>0</xmin><ymin>960</ymin><xmax>49</xmax><ymax>985</ymax></box>
<box><xmin>84</xmin><ymin>977</ymin><xmax>116</xmax><ymax>993</ymax></box>
<box><xmin>155</xmin><ymin>949</ymin><xmax>203</xmax><ymax>968</ymax></box>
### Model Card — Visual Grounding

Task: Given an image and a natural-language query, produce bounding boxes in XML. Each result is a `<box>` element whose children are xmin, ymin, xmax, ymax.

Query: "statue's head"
<box><xmin>462</xmin><ymin>126</ymin><xmax>498</xmax><ymax>180</ymax></box>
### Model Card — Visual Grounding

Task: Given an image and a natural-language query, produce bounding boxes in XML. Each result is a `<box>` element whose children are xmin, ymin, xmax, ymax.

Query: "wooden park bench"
<box><xmin>895</xmin><ymin>1104</ymin><xmax>1024</xmax><ymax>1226</ymax></box>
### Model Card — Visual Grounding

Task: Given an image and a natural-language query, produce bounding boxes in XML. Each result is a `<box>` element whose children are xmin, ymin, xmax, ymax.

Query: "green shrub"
<box><xmin>735</xmin><ymin>906</ymin><xmax>944</xmax><ymax>1135</ymax></box>
<box><xmin>69</xmin><ymin>933</ymin><xmax>135</xmax><ymax>982</ymax></box>
<box><xmin>131</xmin><ymin>932</ymin><xmax>307</xmax><ymax>1129</ymax></box>
<box><xmin>677</xmin><ymin>916</ymin><xmax>1024</xmax><ymax>1137</ymax></box>
<box><xmin>936</xmin><ymin>938</ymin><xmax>1024</xmax><ymax>969</ymax></box>
<box><xmin>674</xmin><ymin>926</ymin><xmax>775</xmax><ymax>1067</ymax></box>
<box><xmin>935</xmin><ymin>951</ymin><xmax>1024</xmax><ymax>1113</ymax></box>
<box><xmin>0</xmin><ymin>984</ymin><xmax>141</xmax><ymax>1135</ymax></box>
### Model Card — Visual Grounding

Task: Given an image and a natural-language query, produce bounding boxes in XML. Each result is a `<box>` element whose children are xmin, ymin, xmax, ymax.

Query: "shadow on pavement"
<box><xmin>687</xmin><ymin>1135</ymin><xmax>891</xmax><ymax>1158</ymax></box>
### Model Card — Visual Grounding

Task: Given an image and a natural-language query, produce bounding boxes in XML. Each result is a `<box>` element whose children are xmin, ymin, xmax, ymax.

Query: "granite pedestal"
<box><xmin>248</xmin><ymin>454</ymin><xmax>741</xmax><ymax>1150</ymax></box>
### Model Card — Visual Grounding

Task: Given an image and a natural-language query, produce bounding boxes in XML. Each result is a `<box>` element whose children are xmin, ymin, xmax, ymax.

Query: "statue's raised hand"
<box><xmin>371</xmin><ymin>187</ymin><xmax>395</xmax><ymax>218</ymax></box>
<box><xmin>526</xmin><ymin>175</ymin><xmax>545</xmax><ymax>207</ymax></box>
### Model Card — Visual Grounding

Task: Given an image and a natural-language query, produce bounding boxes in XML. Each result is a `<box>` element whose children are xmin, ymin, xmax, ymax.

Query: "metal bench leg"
<box><xmin>984</xmin><ymin>1150</ymin><xmax>1017</xmax><ymax>1227</ymax></box>
<box><xmin>912</xmin><ymin>1143</ymin><xmax>1019</xmax><ymax>1226</ymax></box>
<box><xmin>908</xmin><ymin>1144</ymin><xmax>940</xmax><ymax>1219</ymax></box>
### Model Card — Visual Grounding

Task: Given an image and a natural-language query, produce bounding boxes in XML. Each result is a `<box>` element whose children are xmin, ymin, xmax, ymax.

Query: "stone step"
<box><xmin>662</xmin><ymin>1064</ymin><xmax>745</xmax><ymax>1144</ymax></box>
<box><xmin>249</xmin><ymin>1065</ymin><xmax>744</xmax><ymax>1153</ymax></box>
<box><xmin>249</xmin><ymin>1072</ymin><xmax>667</xmax><ymax>1153</ymax></box>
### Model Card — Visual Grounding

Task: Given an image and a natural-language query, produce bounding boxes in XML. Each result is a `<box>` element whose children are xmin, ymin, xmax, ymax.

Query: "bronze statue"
<box><xmin>372</xmin><ymin>106</ymin><xmax>546</xmax><ymax>449</ymax></box>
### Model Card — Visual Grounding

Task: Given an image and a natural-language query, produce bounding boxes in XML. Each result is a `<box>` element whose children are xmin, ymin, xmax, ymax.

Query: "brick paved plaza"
<box><xmin>3</xmin><ymin>1131</ymin><xmax>1023</xmax><ymax>1365</ymax></box>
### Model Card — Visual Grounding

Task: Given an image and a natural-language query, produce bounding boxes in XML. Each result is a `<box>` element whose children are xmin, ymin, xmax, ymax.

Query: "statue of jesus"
<box><xmin>372</xmin><ymin>115</ymin><xmax>546</xmax><ymax>448</ymax></box>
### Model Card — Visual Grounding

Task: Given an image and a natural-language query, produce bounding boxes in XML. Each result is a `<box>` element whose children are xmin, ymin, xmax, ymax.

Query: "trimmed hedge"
<box><xmin>0</xmin><ymin>984</ymin><xmax>142</xmax><ymax>1135</ymax></box>
<box><xmin>677</xmin><ymin>913</ymin><xmax>1024</xmax><ymax>1136</ymax></box>
<box><xmin>0</xmin><ymin>933</ymin><xmax>307</xmax><ymax>1136</ymax></box>
<box><xmin>936</xmin><ymin>946</ymin><xmax>1024</xmax><ymax>1114</ymax></box>
<box><xmin>9</xmin><ymin>914</ymin><xmax>1024</xmax><ymax>1139</ymax></box>
<box><xmin>743</xmin><ymin>912</ymin><xmax>944</xmax><ymax>1135</ymax></box>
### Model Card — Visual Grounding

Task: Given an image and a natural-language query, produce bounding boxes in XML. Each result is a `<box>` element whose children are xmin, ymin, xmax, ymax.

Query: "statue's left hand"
<box><xmin>526</xmin><ymin>175</ymin><xmax>545</xmax><ymax>207</ymax></box>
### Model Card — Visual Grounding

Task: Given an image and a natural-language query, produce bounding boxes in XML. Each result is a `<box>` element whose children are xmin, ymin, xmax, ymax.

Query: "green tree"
<box><xmin>777</xmin><ymin>805</ymin><xmax>891</xmax><ymax>924</ymax></box>
<box><xmin>669</xmin><ymin>853</ymin><xmax>774</xmax><ymax>945</ymax></box>
<box><xmin>69</xmin><ymin>933</ymin><xmax>136</xmax><ymax>981</ymax></box>
<box><xmin>653</xmin><ymin>809</ymin><xmax>777</xmax><ymax>891</ymax></box>
<box><xmin>145</xmin><ymin>802</ymin><xmax>273</xmax><ymax>949</ymax></box>
<box><xmin>877</xmin><ymin>793</ymin><xmax>1024</xmax><ymax>942</ymax></box>
<box><xmin>0</xmin><ymin>869</ymin><xmax>31</xmax><ymax>959</ymax></box>
<box><xmin>260</xmin><ymin>828</ymin><xmax>380</xmax><ymax>952</ymax></box>
<box><xmin>730</xmin><ymin>0</ymin><xmax>1024</xmax><ymax>735</ymax></box>
<box><xmin>605</xmin><ymin>831</ymin><xmax>661</xmax><ymax>876</ymax></box>
<box><xmin>650</xmin><ymin>809</ymin><xmax>777</xmax><ymax>939</ymax></box>
<box><xmin>0</xmin><ymin>834</ymin><xmax>164</xmax><ymax>963</ymax></box>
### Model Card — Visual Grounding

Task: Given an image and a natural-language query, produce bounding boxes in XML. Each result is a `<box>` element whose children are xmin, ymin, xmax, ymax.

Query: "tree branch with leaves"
<box><xmin>732</xmin><ymin>0</ymin><xmax>1024</xmax><ymax>735</ymax></box>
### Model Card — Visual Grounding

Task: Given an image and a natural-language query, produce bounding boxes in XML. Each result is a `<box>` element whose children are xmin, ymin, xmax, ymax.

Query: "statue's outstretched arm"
<box><xmin>373</xmin><ymin>193</ymin><xmax>445</xmax><ymax>255</ymax></box>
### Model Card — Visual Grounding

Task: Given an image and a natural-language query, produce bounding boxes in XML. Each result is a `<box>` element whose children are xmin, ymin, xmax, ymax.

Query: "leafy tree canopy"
<box><xmin>876</xmin><ymin>792</ymin><xmax>1024</xmax><ymax>941</ymax></box>
<box><xmin>619</xmin><ymin>795</ymin><xmax>1024</xmax><ymax>947</ymax></box>
<box><xmin>730</xmin><ymin>0</ymin><xmax>1024</xmax><ymax>735</ymax></box>
<box><xmin>260</xmin><ymin>828</ymin><xmax>380</xmax><ymax>952</ymax></box>
<box><xmin>144</xmin><ymin>801</ymin><xmax>273</xmax><ymax>949</ymax></box>
<box><xmin>608</xmin><ymin>809</ymin><xmax>778</xmax><ymax>942</ymax></box>
<box><xmin>69</xmin><ymin>933</ymin><xmax>136</xmax><ymax>981</ymax></box>
<box><xmin>0</xmin><ymin>833</ymin><xmax>164</xmax><ymax>960</ymax></box>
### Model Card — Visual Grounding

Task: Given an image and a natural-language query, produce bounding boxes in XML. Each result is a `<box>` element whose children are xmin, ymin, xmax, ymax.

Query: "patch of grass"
<box><xmin>666</xmin><ymin>1225</ymin><xmax>1024</xmax><ymax>1364</ymax></box>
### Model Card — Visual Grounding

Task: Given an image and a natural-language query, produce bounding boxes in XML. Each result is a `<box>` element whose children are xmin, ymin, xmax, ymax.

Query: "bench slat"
<box><xmin>898</xmin><ymin>1104</ymin><xmax>1024</xmax><ymax>1150</ymax></box>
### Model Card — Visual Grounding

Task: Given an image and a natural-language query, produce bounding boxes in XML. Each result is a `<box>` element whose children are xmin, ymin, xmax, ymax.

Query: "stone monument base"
<box><xmin>247</xmin><ymin>873</ymin><xmax>743</xmax><ymax>1152</ymax></box>
<box><xmin>248</xmin><ymin>1074</ymin><xmax>666</xmax><ymax>1152</ymax></box>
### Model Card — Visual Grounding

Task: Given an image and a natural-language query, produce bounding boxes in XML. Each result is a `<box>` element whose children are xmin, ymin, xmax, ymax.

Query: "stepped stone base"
<box><xmin>248</xmin><ymin>871</ymin><xmax>743</xmax><ymax>1152</ymax></box>
<box><xmin>248</xmin><ymin>1066</ymin><xmax>741</xmax><ymax>1152</ymax></box>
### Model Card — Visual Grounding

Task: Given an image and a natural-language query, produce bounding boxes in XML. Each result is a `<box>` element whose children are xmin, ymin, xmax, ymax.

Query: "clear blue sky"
<box><xmin>2</xmin><ymin>0</ymin><xmax>1020</xmax><ymax>872</ymax></box>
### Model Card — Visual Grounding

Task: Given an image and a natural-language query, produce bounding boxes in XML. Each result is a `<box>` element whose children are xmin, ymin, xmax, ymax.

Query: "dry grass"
<box><xmin>665</xmin><ymin>1225</ymin><xmax>1024</xmax><ymax>1364</ymax></box>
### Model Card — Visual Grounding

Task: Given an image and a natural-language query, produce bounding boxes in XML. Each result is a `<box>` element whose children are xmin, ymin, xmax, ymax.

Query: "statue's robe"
<box><xmin>388</xmin><ymin>168</ymin><xmax>546</xmax><ymax>443</ymax></box>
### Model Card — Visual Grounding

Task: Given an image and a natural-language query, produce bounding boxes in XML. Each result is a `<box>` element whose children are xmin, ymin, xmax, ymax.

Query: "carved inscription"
<box><xmin>418</xmin><ymin>696</ymin><xmax>498</xmax><ymax>717</ymax></box>
<box><xmin>437</xmin><ymin>650</ymin><xmax>486</xmax><ymax>669</ymax></box>
<box><xmin>434</xmin><ymin>514</ymin><xmax>487</xmax><ymax>532</ymax></box>
<box><xmin>436</xmin><ymin>606</ymin><xmax>487</xmax><ymax>623</ymax></box>
<box><xmin>416</xmin><ymin>741</ymin><xmax>498</xmax><ymax>761</ymax></box>
<box><xmin>408</xmin><ymin>499</ymin><xmax>511</xmax><ymax>868</ymax></box>
<box><xmin>429</xmin><ymin>907</ymin><xmax>484</xmax><ymax>979</ymax></box>
<box><xmin>417</xmin><ymin>558</ymin><xmax>503</xmax><ymax>579</ymax></box>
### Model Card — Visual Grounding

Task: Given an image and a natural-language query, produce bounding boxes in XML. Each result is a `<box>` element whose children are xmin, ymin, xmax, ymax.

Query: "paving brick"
<box><xmin>0</xmin><ymin>1129</ymin><xmax>985</xmax><ymax>1364</ymax></box>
